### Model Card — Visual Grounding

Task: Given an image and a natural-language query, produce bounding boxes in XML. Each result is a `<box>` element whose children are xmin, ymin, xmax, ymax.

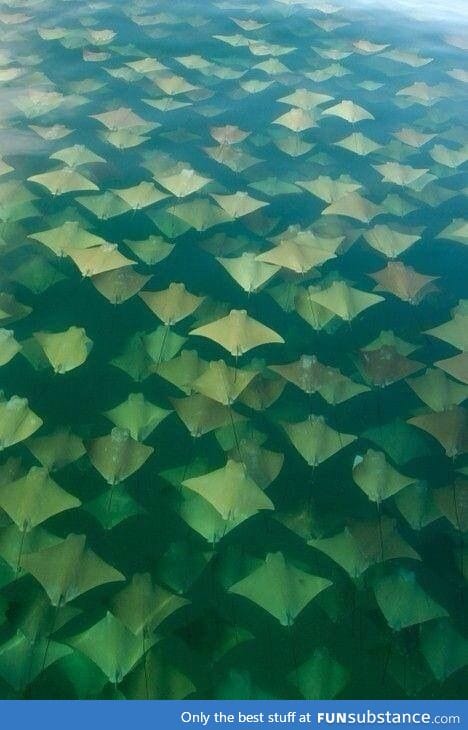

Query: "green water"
<box><xmin>0</xmin><ymin>0</ymin><xmax>466</xmax><ymax>700</ymax></box>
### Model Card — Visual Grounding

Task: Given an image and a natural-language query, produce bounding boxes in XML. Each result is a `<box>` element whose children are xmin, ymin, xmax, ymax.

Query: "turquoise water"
<box><xmin>0</xmin><ymin>0</ymin><xmax>466</xmax><ymax>700</ymax></box>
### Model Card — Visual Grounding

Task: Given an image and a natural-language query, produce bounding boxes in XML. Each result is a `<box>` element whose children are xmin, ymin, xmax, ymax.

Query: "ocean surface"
<box><xmin>0</xmin><ymin>0</ymin><xmax>466</xmax><ymax>700</ymax></box>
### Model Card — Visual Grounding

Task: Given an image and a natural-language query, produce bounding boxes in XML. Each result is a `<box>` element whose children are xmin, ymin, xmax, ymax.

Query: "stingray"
<box><xmin>33</xmin><ymin>326</ymin><xmax>92</xmax><ymax>374</ymax></box>
<box><xmin>50</xmin><ymin>145</ymin><xmax>105</xmax><ymax>168</ymax></box>
<box><xmin>210</xmin><ymin>191</ymin><xmax>268</xmax><ymax>218</ymax></box>
<box><xmin>156</xmin><ymin>166</ymin><xmax>212</xmax><ymax>198</ymax></box>
<box><xmin>278</xmin><ymin>88</ymin><xmax>333</xmax><ymax>109</ymax></box>
<box><xmin>124</xmin><ymin>646</ymin><xmax>195</xmax><ymax>700</ymax></box>
<box><xmin>436</xmin><ymin>219</ymin><xmax>468</xmax><ymax>246</ymax></box>
<box><xmin>204</xmin><ymin>145</ymin><xmax>261</xmax><ymax>174</ymax></box>
<box><xmin>28</xmin><ymin>167</ymin><xmax>98</xmax><ymax>196</ymax></box>
<box><xmin>433</xmin><ymin>479</ymin><xmax>467</xmax><ymax>533</ymax></box>
<box><xmin>0</xmin><ymin>329</ymin><xmax>20</xmax><ymax>366</ymax></box>
<box><xmin>26</xmin><ymin>428</ymin><xmax>85</xmax><ymax>471</ymax></box>
<box><xmin>248</xmin><ymin>177</ymin><xmax>302</xmax><ymax>197</ymax></box>
<box><xmin>193</xmin><ymin>360</ymin><xmax>258</xmax><ymax>405</ymax></box>
<box><xmin>322</xmin><ymin>100</ymin><xmax>374</xmax><ymax>123</ymax></box>
<box><xmin>282</xmin><ymin>415</ymin><xmax>356</xmax><ymax>467</ymax></box>
<box><xmin>0</xmin><ymin>630</ymin><xmax>71</xmax><ymax>693</ymax></box>
<box><xmin>111</xmin><ymin>332</ymin><xmax>156</xmax><ymax>382</ymax></box>
<box><xmin>363</xmin><ymin>225</ymin><xmax>421</xmax><ymax>258</ymax></box>
<box><xmin>144</xmin><ymin>326</ymin><xmax>187</xmax><ymax>365</ymax></box>
<box><xmin>21</xmin><ymin>533</ymin><xmax>124</xmax><ymax>606</ymax></box>
<box><xmin>256</xmin><ymin>240</ymin><xmax>336</xmax><ymax>273</ymax></box>
<box><xmin>91</xmin><ymin>106</ymin><xmax>149</xmax><ymax>131</ymax></box>
<box><xmin>334</xmin><ymin>132</ymin><xmax>381</xmax><ymax>156</ymax></box>
<box><xmin>0</xmin><ymin>293</ymin><xmax>32</xmax><ymax>326</ymax></box>
<box><xmin>112</xmin><ymin>181</ymin><xmax>169</xmax><ymax>210</ymax></box>
<box><xmin>155</xmin><ymin>350</ymin><xmax>208</xmax><ymax>395</ymax></box>
<box><xmin>229</xmin><ymin>552</ymin><xmax>331</xmax><ymax>626</ymax></box>
<box><xmin>104</xmin><ymin>393</ymin><xmax>171</xmax><ymax>442</ymax></box>
<box><xmin>112</xmin><ymin>573</ymin><xmax>188</xmax><ymax>636</ymax></box>
<box><xmin>425</xmin><ymin>304</ymin><xmax>468</xmax><ymax>352</ymax></box>
<box><xmin>182</xmin><ymin>459</ymin><xmax>273</xmax><ymax>523</ymax></box>
<box><xmin>305</xmin><ymin>280</ymin><xmax>384</xmax><ymax>322</ymax></box>
<box><xmin>92</xmin><ymin>268</ymin><xmax>151</xmax><ymax>304</ymax></box>
<box><xmin>124</xmin><ymin>235</ymin><xmax>175</xmax><ymax>265</ymax></box>
<box><xmin>295</xmin><ymin>286</ymin><xmax>337</xmax><ymax>330</ymax></box>
<box><xmin>291</xmin><ymin>647</ymin><xmax>348</xmax><ymax>700</ymax></box>
<box><xmin>435</xmin><ymin>353</ymin><xmax>468</xmax><ymax>385</ymax></box>
<box><xmin>357</xmin><ymin>345</ymin><xmax>424</xmax><ymax>387</ymax></box>
<box><xmin>139</xmin><ymin>283</ymin><xmax>204</xmax><ymax>325</ymax></box>
<box><xmin>0</xmin><ymin>466</ymin><xmax>80</xmax><ymax>533</ymax></box>
<box><xmin>87</xmin><ymin>428</ymin><xmax>154</xmax><ymax>485</ymax></box>
<box><xmin>270</xmin><ymin>355</ymin><xmax>335</xmax><ymax>395</ymax></box>
<box><xmin>190</xmin><ymin>309</ymin><xmax>284</xmax><ymax>356</ymax></box>
<box><xmin>10</xmin><ymin>256</ymin><xmax>66</xmax><ymax>295</ymax></box>
<box><xmin>393</xmin><ymin>128</ymin><xmax>436</xmax><ymax>148</ymax></box>
<box><xmin>75</xmin><ymin>191</ymin><xmax>131</xmax><ymax>220</ymax></box>
<box><xmin>407</xmin><ymin>407</ymin><xmax>467</xmax><ymax>458</ymax></box>
<box><xmin>228</xmin><ymin>439</ymin><xmax>284</xmax><ymax>490</ymax></box>
<box><xmin>239</xmin><ymin>369</ymin><xmax>286</xmax><ymax>411</ymax></box>
<box><xmin>171</xmin><ymin>393</ymin><xmax>245</xmax><ymax>438</ymax></box>
<box><xmin>406</xmin><ymin>369</ymin><xmax>467</xmax><ymax>412</ymax></box>
<box><xmin>69</xmin><ymin>243</ymin><xmax>135</xmax><ymax>276</ymax></box>
<box><xmin>373</xmin><ymin>569</ymin><xmax>448</xmax><ymax>631</ymax></box>
<box><xmin>210</xmin><ymin>124</ymin><xmax>250</xmax><ymax>144</ymax></box>
<box><xmin>370</xmin><ymin>262</ymin><xmax>437</xmax><ymax>303</ymax></box>
<box><xmin>297</xmin><ymin>176</ymin><xmax>362</xmax><ymax>204</ymax></box>
<box><xmin>273</xmin><ymin>135</ymin><xmax>314</xmax><ymax>157</ymax></box>
<box><xmin>311</xmin><ymin>516</ymin><xmax>419</xmax><ymax>578</ymax></box>
<box><xmin>353</xmin><ymin>450</ymin><xmax>416</xmax><ymax>503</ymax></box>
<box><xmin>322</xmin><ymin>192</ymin><xmax>382</xmax><ymax>223</ymax></box>
<box><xmin>394</xmin><ymin>481</ymin><xmax>441</xmax><ymax>531</ymax></box>
<box><xmin>29</xmin><ymin>221</ymin><xmax>108</xmax><ymax>257</ymax></box>
<box><xmin>273</xmin><ymin>107</ymin><xmax>318</xmax><ymax>132</ymax></box>
<box><xmin>217</xmin><ymin>252</ymin><xmax>279</xmax><ymax>293</ymax></box>
<box><xmin>420</xmin><ymin>620</ymin><xmax>468</xmax><ymax>684</ymax></box>
<box><xmin>373</xmin><ymin>162</ymin><xmax>428</xmax><ymax>187</ymax></box>
<box><xmin>67</xmin><ymin>611</ymin><xmax>155</xmax><ymax>684</ymax></box>
<box><xmin>172</xmin><ymin>198</ymin><xmax>232</xmax><ymax>231</ymax></box>
<box><xmin>29</xmin><ymin>124</ymin><xmax>73</xmax><ymax>141</ymax></box>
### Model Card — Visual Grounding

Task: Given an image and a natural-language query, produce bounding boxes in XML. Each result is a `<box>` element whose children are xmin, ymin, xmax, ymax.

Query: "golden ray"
<box><xmin>282</xmin><ymin>415</ymin><xmax>356</xmax><ymax>466</ymax></box>
<box><xmin>182</xmin><ymin>459</ymin><xmax>274</xmax><ymax>522</ymax></box>
<box><xmin>357</xmin><ymin>345</ymin><xmax>424</xmax><ymax>387</ymax></box>
<box><xmin>87</xmin><ymin>428</ymin><xmax>154</xmax><ymax>485</ymax></box>
<box><xmin>139</xmin><ymin>283</ymin><xmax>205</xmax><ymax>325</ymax></box>
<box><xmin>217</xmin><ymin>252</ymin><xmax>279</xmax><ymax>293</ymax></box>
<box><xmin>322</xmin><ymin>100</ymin><xmax>374</xmax><ymax>123</ymax></box>
<box><xmin>193</xmin><ymin>360</ymin><xmax>258</xmax><ymax>405</ymax></box>
<box><xmin>407</xmin><ymin>408</ymin><xmax>467</xmax><ymax>458</ymax></box>
<box><xmin>353</xmin><ymin>450</ymin><xmax>416</xmax><ymax>503</ymax></box>
<box><xmin>305</xmin><ymin>280</ymin><xmax>384</xmax><ymax>321</ymax></box>
<box><xmin>363</xmin><ymin>225</ymin><xmax>421</xmax><ymax>258</ymax></box>
<box><xmin>189</xmin><ymin>309</ymin><xmax>284</xmax><ymax>356</ymax></box>
<box><xmin>370</xmin><ymin>262</ymin><xmax>438</xmax><ymax>303</ymax></box>
<box><xmin>407</xmin><ymin>369</ymin><xmax>467</xmax><ymax>412</ymax></box>
<box><xmin>210</xmin><ymin>191</ymin><xmax>268</xmax><ymax>218</ymax></box>
<box><xmin>69</xmin><ymin>244</ymin><xmax>135</xmax><ymax>277</ymax></box>
<box><xmin>171</xmin><ymin>393</ymin><xmax>246</xmax><ymax>438</ymax></box>
<box><xmin>33</xmin><ymin>326</ymin><xmax>92</xmax><ymax>374</ymax></box>
<box><xmin>104</xmin><ymin>393</ymin><xmax>171</xmax><ymax>442</ymax></box>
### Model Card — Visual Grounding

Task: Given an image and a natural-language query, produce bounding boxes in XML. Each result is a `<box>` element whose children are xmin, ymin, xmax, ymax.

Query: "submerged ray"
<box><xmin>435</xmin><ymin>353</ymin><xmax>468</xmax><ymax>385</ymax></box>
<box><xmin>104</xmin><ymin>394</ymin><xmax>171</xmax><ymax>442</ymax></box>
<box><xmin>139</xmin><ymin>283</ymin><xmax>205</xmax><ymax>325</ymax></box>
<box><xmin>305</xmin><ymin>281</ymin><xmax>384</xmax><ymax>321</ymax></box>
<box><xmin>370</xmin><ymin>262</ymin><xmax>437</xmax><ymax>303</ymax></box>
<box><xmin>0</xmin><ymin>329</ymin><xmax>21</xmax><ymax>366</ymax></box>
<box><xmin>182</xmin><ymin>459</ymin><xmax>274</xmax><ymax>522</ymax></box>
<box><xmin>357</xmin><ymin>345</ymin><xmax>424</xmax><ymax>387</ymax></box>
<box><xmin>26</xmin><ymin>429</ymin><xmax>85</xmax><ymax>471</ymax></box>
<box><xmin>33</xmin><ymin>326</ymin><xmax>92</xmax><ymax>374</ymax></box>
<box><xmin>217</xmin><ymin>252</ymin><xmax>278</xmax><ymax>293</ymax></box>
<box><xmin>229</xmin><ymin>552</ymin><xmax>331</xmax><ymax>626</ymax></box>
<box><xmin>69</xmin><ymin>244</ymin><xmax>135</xmax><ymax>276</ymax></box>
<box><xmin>91</xmin><ymin>268</ymin><xmax>151</xmax><ymax>305</ymax></box>
<box><xmin>29</xmin><ymin>221</ymin><xmax>108</xmax><ymax>257</ymax></box>
<box><xmin>407</xmin><ymin>408</ymin><xmax>467</xmax><ymax>458</ymax></box>
<box><xmin>363</xmin><ymin>225</ymin><xmax>421</xmax><ymax>258</ymax></box>
<box><xmin>111</xmin><ymin>573</ymin><xmax>189</xmax><ymax>635</ymax></box>
<box><xmin>171</xmin><ymin>394</ymin><xmax>245</xmax><ymax>438</ymax></box>
<box><xmin>282</xmin><ymin>416</ymin><xmax>356</xmax><ymax>467</ymax></box>
<box><xmin>322</xmin><ymin>192</ymin><xmax>382</xmax><ymax>223</ymax></box>
<box><xmin>124</xmin><ymin>235</ymin><xmax>174</xmax><ymax>265</ymax></box>
<box><xmin>0</xmin><ymin>466</ymin><xmax>80</xmax><ymax>532</ymax></box>
<box><xmin>155</xmin><ymin>350</ymin><xmax>208</xmax><ymax>395</ymax></box>
<box><xmin>193</xmin><ymin>360</ymin><xmax>258</xmax><ymax>405</ymax></box>
<box><xmin>21</xmin><ymin>534</ymin><xmax>124</xmax><ymax>606</ymax></box>
<box><xmin>322</xmin><ymin>100</ymin><xmax>374</xmax><ymax>123</ymax></box>
<box><xmin>112</xmin><ymin>182</ymin><xmax>169</xmax><ymax>210</ymax></box>
<box><xmin>256</xmin><ymin>240</ymin><xmax>335</xmax><ymax>273</ymax></box>
<box><xmin>156</xmin><ymin>166</ymin><xmax>212</xmax><ymax>198</ymax></box>
<box><xmin>28</xmin><ymin>167</ymin><xmax>98</xmax><ymax>195</ymax></box>
<box><xmin>406</xmin><ymin>369</ymin><xmax>467</xmax><ymax>412</ymax></box>
<box><xmin>87</xmin><ymin>428</ymin><xmax>154</xmax><ymax>485</ymax></box>
<box><xmin>373</xmin><ymin>569</ymin><xmax>448</xmax><ymax>631</ymax></box>
<box><xmin>210</xmin><ymin>191</ymin><xmax>268</xmax><ymax>218</ymax></box>
<box><xmin>0</xmin><ymin>396</ymin><xmax>42</xmax><ymax>450</ymax></box>
<box><xmin>425</xmin><ymin>304</ymin><xmax>468</xmax><ymax>352</ymax></box>
<box><xmin>190</xmin><ymin>309</ymin><xmax>284</xmax><ymax>356</ymax></box>
<box><xmin>352</xmin><ymin>450</ymin><xmax>416</xmax><ymax>503</ymax></box>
